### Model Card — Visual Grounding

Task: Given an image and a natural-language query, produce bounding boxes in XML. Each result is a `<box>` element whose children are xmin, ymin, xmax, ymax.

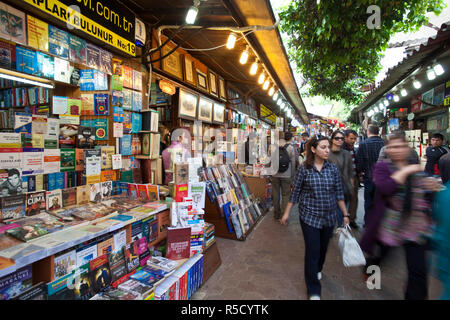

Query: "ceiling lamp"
<box><xmin>393</xmin><ymin>94</ymin><xmax>399</xmax><ymax>102</ymax></box>
<box><xmin>400</xmin><ymin>88</ymin><xmax>407</xmax><ymax>97</ymax></box>
<box><xmin>277</xmin><ymin>98</ymin><xmax>282</xmax><ymax>106</ymax></box>
<box><xmin>433</xmin><ymin>63</ymin><xmax>445</xmax><ymax>76</ymax></box>
<box><xmin>262</xmin><ymin>79</ymin><xmax>270</xmax><ymax>90</ymax></box>
<box><xmin>268</xmin><ymin>86</ymin><xmax>275</xmax><ymax>96</ymax></box>
<box><xmin>273</xmin><ymin>91</ymin><xmax>279</xmax><ymax>101</ymax></box>
<box><xmin>185</xmin><ymin>0</ymin><xmax>200</xmax><ymax>24</ymax></box>
<box><xmin>426</xmin><ymin>68</ymin><xmax>436</xmax><ymax>81</ymax></box>
<box><xmin>226</xmin><ymin>32</ymin><xmax>237</xmax><ymax>49</ymax></box>
<box><xmin>413</xmin><ymin>79</ymin><xmax>421</xmax><ymax>89</ymax></box>
<box><xmin>249</xmin><ymin>58</ymin><xmax>258</xmax><ymax>75</ymax></box>
<box><xmin>239</xmin><ymin>46</ymin><xmax>249</xmax><ymax>64</ymax></box>
<box><xmin>258</xmin><ymin>72</ymin><xmax>265</xmax><ymax>84</ymax></box>
<box><xmin>383</xmin><ymin>100</ymin><xmax>389</xmax><ymax>107</ymax></box>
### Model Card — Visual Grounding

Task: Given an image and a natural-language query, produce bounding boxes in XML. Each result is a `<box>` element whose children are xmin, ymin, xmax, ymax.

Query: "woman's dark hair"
<box><xmin>305</xmin><ymin>135</ymin><xmax>330</xmax><ymax>169</ymax></box>
<box><xmin>386</xmin><ymin>130</ymin><xmax>407</xmax><ymax>143</ymax></box>
<box><xmin>330</xmin><ymin>130</ymin><xmax>344</xmax><ymax>143</ymax></box>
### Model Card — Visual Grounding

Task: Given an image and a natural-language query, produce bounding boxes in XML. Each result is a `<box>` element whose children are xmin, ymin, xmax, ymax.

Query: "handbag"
<box><xmin>337</xmin><ymin>225</ymin><xmax>367</xmax><ymax>267</ymax></box>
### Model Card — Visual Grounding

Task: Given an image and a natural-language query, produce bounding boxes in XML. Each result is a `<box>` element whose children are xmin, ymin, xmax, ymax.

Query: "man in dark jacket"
<box><xmin>355</xmin><ymin>124</ymin><xmax>384</xmax><ymax>226</ymax></box>
<box><xmin>425</xmin><ymin>133</ymin><xmax>448</xmax><ymax>176</ymax></box>
<box><xmin>343</xmin><ymin>129</ymin><xmax>359</xmax><ymax>228</ymax></box>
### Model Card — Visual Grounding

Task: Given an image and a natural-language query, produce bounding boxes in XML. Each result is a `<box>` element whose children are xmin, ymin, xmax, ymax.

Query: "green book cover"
<box><xmin>112</xmin><ymin>74</ymin><xmax>123</xmax><ymax>91</ymax></box>
<box><xmin>120</xmin><ymin>170</ymin><xmax>133</xmax><ymax>183</ymax></box>
<box><xmin>60</xmin><ymin>148</ymin><xmax>75</xmax><ymax>172</ymax></box>
<box><xmin>92</xmin><ymin>118</ymin><xmax>108</xmax><ymax>141</ymax></box>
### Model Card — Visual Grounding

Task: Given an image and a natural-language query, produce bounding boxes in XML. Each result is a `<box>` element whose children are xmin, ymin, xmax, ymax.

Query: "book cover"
<box><xmin>25</xmin><ymin>191</ymin><xmax>45</xmax><ymax>216</ymax></box>
<box><xmin>60</xmin><ymin>148</ymin><xmax>75</xmax><ymax>172</ymax></box>
<box><xmin>69</xmin><ymin>34</ymin><xmax>86</xmax><ymax>64</ymax></box>
<box><xmin>123</xmin><ymin>111</ymin><xmax>132</xmax><ymax>133</ymax></box>
<box><xmin>26</xmin><ymin>15</ymin><xmax>48</xmax><ymax>52</ymax></box>
<box><xmin>122</xmin><ymin>88</ymin><xmax>132</xmax><ymax>110</ymax></box>
<box><xmin>84</xmin><ymin>149</ymin><xmax>101</xmax><ymax>181</ymax></box>
<box><xmin>131</xmin><ymin>112</ymin><xmax>142</xmax><ymax>133</ymax></box>
<box><xmin>89</xmin><ymin>254</ymin><xmax>111</xmax><ymax>294</ymax></box>
<box><xmin>48</xmin><ymin>25</ymin><xmax>69</xmax><ymax>59</ymax></box>
<box><xmin>108</xmin><ymin>249</ymin><xmax>127</xmax><ymax>283</ymax></box>
<box><xmin>97</xmin><ymin>236</ymin><xmax>114</xmax><ymax>256</ymax></box>
<box><xmin>76</xmin><ymin>126</ymin><xmax>95</xmax><ymax>149</ymax></box>
<box><xmin>137</xmin><ymin>184</ymin><xmax>149</xmax><ymax>200</ymax></box>
<box><xmin>131</xmin><ymin>91</ymin><xmax>142</xmax><ymax>112</ymax></box>
<box><xmin>100</xmin><ymin>170</ymin><xmax>116</xmax><ymax>182</ymax></box>
<box><xmin>94</xmin><ymin>93</ymin><xmax>109</xmax><ymax>116</ymax></box>
<box><xmin>75</xmin><ymin>148</ymin><xmax>85</xmax><ymax>171</ymax></box>
<box><xmin>92</xmin><ymin>118</ymin><xmax>108</xmax><ymax>141</ymax></box>
<box><xmin>62</xmin><ymin>187</ymin><xmax>77</xmax><ymax>207</ymax></box>
<box><xmin>36</xmin><ymin>51</ymin><xmax>54</xmax><ymax>79</ymax></box>
<box><xmin>0</xmin><ymin>194</ymin><xmax>26</xmax><ymax>221</ymax></box>
<box><xmin>76</xmin><ymin>244</ymin><xmax>98</xmax><ymax>267</ymax></box>
<box><xmin>112</xmin><ymin>74</ymin><xmax>123</xmax><ymax>91</ymax></box>
<box><xmin>123</xmin><ymin>240</ymin><xmax>140</xmax><ymax>273</ymax></box>
<box><xmin>174</xmin><ymin>184</ymin><xmax>189</xmax><ymax>202</ymax></box>
<box><xmin>46</xmin><ymin>189</ymin><xmax>62</xmax><ymax>212</ymax></box>
<box><xmin>68</xmin><ymin>98</ymin><xmax>81</xmax><ymax>115</ymax></box>
<box><xmin>54</xmin><ymin>57</ymin><xmax>70</xmax><ymax>83</ymax></box>
<box><xmin>188</xmin><ymin>182</ymin><xmax>206</xmax><ymax>210</ymax></box>
<box><xmin>16</xmin><ymin>46</ymin><xmax>37</xmax><ymax>75</ymax></box>
<box><xmin>76</xmin><ymin>184</ymin><xmax>90</xmax><ymax>205</ymax></box>
<box><xmin>174</xmin><ymin>163</ymin><xmax>189</xmax><ymax>184</ymax></box>
<box><xmin>0</xmin><ymin>133</ymin><xmax>22</xmax><ymax>149</ymax></box>
<box><xmin>86</xmin><ymin>43</ymin><xmax>100</xmax><ymax>69</ymax></box>
<box><xmin>55</xmin><ymin>172</ymin><xmax>65</xmax><ymax>190</ymax></box>
<box><xmin>129</xmin><ymin>269</ymin><xmax>163</xmax><ymax>287</ymax></box>
<box><xmin>166</xmin><ymin>227</ymin><xmax>191</xmax><ymax>260</ymax></box>
<box><xmin>70</xmin><ymin>66</ymin><xmax>81</xmax><ymax>86</ymax></box>
<box><xmin>22</xmin><ymin>148</ymin><xmax>43</xmax><ymax>176</ymax></box>
<box><xmin>44</xmin><ymin>118</ymin><xmax>59</xmax><ymax>149</ymax></box>
<box><xmin>99</xmin><ymin>49</ymin><xmax>112</xmax><ymax>75</ymax></box>
<box><xmin>59</xmin><ymin>124</ymin><xmax>78</xmax><ymax>147</ymax></box>
<box><xmin>147</xmin><ymin>185</ymin><xmax>159</xmax><ymax>202</ymax></box>
<box><xmin>52</xmin><ymin>96</ymin><xmax>68</xmax><ymax>115</ymax></box>
<box><xmin>80</xmin><ymin>94</ymin><xmax>94</xmax><ymax>116</ymax></box>
<box><xmin>100</xmin><ymin>146</ymin><xmax>115</xmax><ymax>170</ymax></box>
<box><xmin>12</xmin><ymin>282</ymin><xmax>46</xmax><ymax>300</ymax></box>
<box><xmin>0</xmin><ymin>39</ymin><xmax>16</xmax><ymax>69</ymax></box>
<box><xmin>0</xmin><ymin>4</ymin><xmax>26</xmax><ymax>45</ymax></box>
<box><xmin>101</xmin><ymin>181</ymin><xmax>113</xmax><ymax>198</ymax></box>
<box><xmin>120</xmin><ymin>135</ymin><xmax>132</xmax><ymax>156</ymax></box>
<box><xmin>113</xmin><ymin>106</ymin><xmax>124</xmax><ymax>123</ymax></box>
<box><xmin>112</xmin><ymin>154</ymin><xmax>122</xmax><ymax>170</ymax></box>
<box><xmin>113</xmin><ymin>229</ymin><xmax>127</xmax><ymax>253</ymax></box>
<box><xmin>132</xmin><ymin>70</ymin><xmax>142</xmax><ymax>91</ymax></box>
<box><xmin>54</xmin><ymin>249</ymin><xmax>76</xmax><ymax>279</ymax></box>
<box><xmin>122</xmin><ymin>65</ymin><xmax>133</xmax><ymax>88</ymax></box>
<box><xmin>112</xmin><ymin>90</ymin><xmax>123</xmax><ymax>109</ymax></box>
<box><xmin>89</xmin><ymin>183</ymin><xmax>102</xmax><ymax>202</ymax></box>
<box><xmin>146</xmin><ymin>256</ymin><xmax>178</xmax><ymax>272</ymax></box>
<box><xmin>137</xmin><ymin>236</ymin><xmax>150</xmax><ymax>267</ymax></box>
<box><xmin>0</xmin><ymin>265</ymin><xmax>32</xmax><ymax>300</ymax></box>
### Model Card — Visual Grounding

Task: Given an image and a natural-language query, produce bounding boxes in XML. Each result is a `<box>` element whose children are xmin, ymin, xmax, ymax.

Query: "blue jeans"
<box><xmin>363</xmin><ymin>177</ymin><xmax>376</xmax><ymax>226</ymax></box>
<box><xmin>300</xmin><ymin>218</ymin><xmax>335</xmax><ymax>297</ymax></box>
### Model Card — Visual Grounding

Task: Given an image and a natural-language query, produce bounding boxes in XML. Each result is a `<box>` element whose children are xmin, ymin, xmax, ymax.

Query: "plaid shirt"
<box><xmin>289</xmin><ymin>161</ymin><xmax>345</xmax><ymax>228</ymax></box>
<box><xmin>355</xmin><ymin>136</ymin><xmax>384</xmax><ymax>180</ymax></box>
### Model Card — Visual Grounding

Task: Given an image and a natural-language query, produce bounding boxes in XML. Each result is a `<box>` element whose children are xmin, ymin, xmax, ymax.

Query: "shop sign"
<box><xmin>159</xmin><ymin>80</ymin><xmax>176</xmax><ymax>95</ymax></box>
<box><xmin>260</xmin><ymin>104</ymin><xmax>276</xmax><ymax>124</ymax></box>
<box><xmin>23</xmin><ymin>0</ymin><xmax>137</xmax><ymax>56</ymax></box>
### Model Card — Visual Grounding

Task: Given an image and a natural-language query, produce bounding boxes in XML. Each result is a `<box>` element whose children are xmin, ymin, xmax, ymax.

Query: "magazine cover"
<box><xmin>0</xmin><ymin>168</ymin><xmax>23</xmax><ymax>196</ymax></box>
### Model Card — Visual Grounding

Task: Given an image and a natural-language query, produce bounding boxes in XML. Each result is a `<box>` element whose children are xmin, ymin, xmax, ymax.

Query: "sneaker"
<box><xmin>309</xmin><ymin>295</ymin><xmax>321</xmax><ymax>300</ymax></box>
<box><xmin>317</xmin><ymin>272</ymin><xmax>322</xmax><ymax>280</ymax></box>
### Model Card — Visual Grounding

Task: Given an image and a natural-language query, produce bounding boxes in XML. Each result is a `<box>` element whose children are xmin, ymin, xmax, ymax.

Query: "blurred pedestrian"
<box><xmin>425</xmin><ymin>133</ymin><xmax>448</xmax><ymax>176</ymax></box>
<box><xmin>356</xmin><ymin>124</ymin><xmax>384</xmax><ymax>226</ymax></box>
<box><xmin>360</xmin><ymin>132</ymin><xmax>440</xmax><ymax>300</ymax></box>
<box><xmin>280</xmin><ymin>135</ymin><xmax>350</xmax><ymax>300</ymax></box>
<box><xmin>439</xmin><ymin>152</ymin><xmax>450</xmax><ymax>184</ymax></box>
<box><xmin>328</xmin><ymin>130</ymin><xmax>354</xmax><ymax>226</ymax></box>
<box><xmin>343</xmin><ymin>129</ymin><xmax>359</xmax><ymax>228</ymax></box>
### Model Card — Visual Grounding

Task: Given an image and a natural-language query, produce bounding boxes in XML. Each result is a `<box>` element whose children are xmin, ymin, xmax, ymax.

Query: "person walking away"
<box><xmin>355</xmin><ymin>124</ymin><xmax>384</xmax><ymax>226</ymax></box>
<box><xmin>280</xmin><ymin>135</ymin><xmax>350</xmax><ymax>300</ymax></box>
<box><xmin>328</xmin><ymin>130</ymin><xmax>354</xmax><ymax>227</ymax></box>
<box><xmin>439</xmin><ymin>152</ymin><xmax>450</xmax><ymax>184</ymax></box>
<box><xmin>360</xmin><ymin>132</ymin><xmax>440</xmax><ymax>300</ymax></box>
<box><xmin>271</xmin><ymin>132</ymin><xmax>296</xmax><ymax>220</ymax></box>
<box><xmin>343</xmin><ymin>129</ymin><xmax>359</xmax><ymax>229</ymax></box>
<box><xmin>425</xmin><ymin>133</ymin><xmax>448</xmax><ymax>177</ymax></box>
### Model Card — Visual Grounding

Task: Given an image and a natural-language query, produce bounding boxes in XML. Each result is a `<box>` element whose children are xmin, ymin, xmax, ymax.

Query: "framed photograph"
<box><xmin>219</xmin><ymin>77</ymin><xmax>227</xmax><ymax>101</ymax></box>
<box><xmin>161</xmin><ymin>44</ymin><xmax>183</xmax><ymax>79</ymax></box>
<box><xmin>197</xmin><ymin>96</ymin><xmax>213</xmax><ymax>123</ymax></box>
<box><xmin>178</xmin><ymin>88</ymin><xmax>198</xmax><ymax>120</ymax></box>
<box><xmin>196</xmin><ymin>69</ymin><xmax>208</xmax><ymax>92</ymax></box>
<box><xmin>183</xmin><ymin>55</ymin><xmax>196</xmax><ymax>86</ymax></box>
<box><xmin>208</xmin><ymin>70</ymin><xmax>218</xmax><ymax>97</ymax></box>
<box><xmin>213</xmin><ymin>103</ymin><xmax>225</xmax><ymax>124</ymax></box>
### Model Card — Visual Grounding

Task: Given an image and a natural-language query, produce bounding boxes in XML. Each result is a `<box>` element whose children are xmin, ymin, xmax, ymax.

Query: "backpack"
<box><xmin>278</xmin><ymin>145</ymin><xmax>290</xmax><ymax>173</ymax></box>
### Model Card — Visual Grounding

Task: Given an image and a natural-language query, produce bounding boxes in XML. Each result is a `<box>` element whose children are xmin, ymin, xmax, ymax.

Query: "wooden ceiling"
<box><xmin>127</xmin><ymin>0</ymin><xmax>309</xmax><ymax>123</ymax></box>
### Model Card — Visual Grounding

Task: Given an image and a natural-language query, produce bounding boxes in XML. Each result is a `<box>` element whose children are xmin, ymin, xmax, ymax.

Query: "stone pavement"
<box><xmin>192</xmin><ymin>188</ymin><xmax>442</xmax><ymax>300</ymax></box>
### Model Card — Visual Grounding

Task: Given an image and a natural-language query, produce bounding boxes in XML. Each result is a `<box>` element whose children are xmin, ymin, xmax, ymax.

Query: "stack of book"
<box><xmin>204</xmin><ymin>222</ymin><xmax>215</xmax><ymax>250</ymax></box>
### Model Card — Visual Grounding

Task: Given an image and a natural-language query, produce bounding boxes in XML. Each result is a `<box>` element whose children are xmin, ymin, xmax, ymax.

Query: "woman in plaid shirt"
<box><xmin>281</xmin><ymin>135</ymin><xmax>350</xmax><ymax>300</ymax></box>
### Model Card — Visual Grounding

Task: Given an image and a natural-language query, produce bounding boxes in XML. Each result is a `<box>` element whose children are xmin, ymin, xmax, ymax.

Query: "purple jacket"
<box><xmin>359</xmin><ymin>161</ymin><xmax>398</xmax><ymax>255</ymax></box>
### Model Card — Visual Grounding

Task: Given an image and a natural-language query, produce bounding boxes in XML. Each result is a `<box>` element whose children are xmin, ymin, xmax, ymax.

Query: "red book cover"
<box><xmin>174</xmin><ymin>184</ymin><xmax>188</xmax><ymax>202</ymax></box>
<box><xmin>166</xmin><ymin>227</ymin><xmax>191</xmax><ymax>260</ymax></box>
<box><xmin>137</xmin><ymin>184</ymin><xmax>149</xmax><ymax>200</ymax></box>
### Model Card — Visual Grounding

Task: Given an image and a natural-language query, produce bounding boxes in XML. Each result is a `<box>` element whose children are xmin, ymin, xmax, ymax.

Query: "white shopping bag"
<box><xmin>337</xmin><ymin>225</ymin><xmax>366</xmax><ymax>267</ymax></box>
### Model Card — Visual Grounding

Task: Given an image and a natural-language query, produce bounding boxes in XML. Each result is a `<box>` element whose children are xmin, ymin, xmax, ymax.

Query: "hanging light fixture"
<box><xmin>226</xmin><ymin>32</ymin><xmax>237</xmax><ymax>49</ymax></box>
<box><xmin>400</xmin><ymin>88</ymin><xmax>407</xmax><ymax>97</ymax></box>
<box><xmin>185</xmin><ymin>0</ymin><xmax>200</xmax><ymax>24</ymax></box>
<box><xmin>239</xmin><ymin>46</ymin><xmax>249</xmax><ymax>64</ymax></box>
<box><xmin>393</xmin><ymin>94</ymin><xmax>399</xmax><ymax>102</ymax></box>
<box><xmin>249</xmin><ymin>58</ymin><xmax>258</xmax><ymax>75</ymax></box>
<box><xmin>263</xmin><ymin>79</ymin><xmax>270</xmax><ymax>90</ymax></box>
<box><xmin>277</xmin><ymin>98</ymin><xmax>282</xmax><ymax>106</ymax></box>
<box><xmin>433</xmin><ymin>63</ymin><xmax>445</xmax><ymax>76</ymax></box>
<box><xmin>383</xmin><ymin>100</ymin><xmax>389</xmax><ymax>107</ymax></box>
<box><xmin>413</xmin><ymin>79</ymin><xmax>421</xmax><ymax>89</ymax></box>
<box><xmin>273</xmin><ymin>91</ymin><xmax>279</xmax><ymax>101</ymax></box>
<box><xmin>258</xmin><ymin>72</ymin><xmax>265</xmax><ymax>84</ymax></box>
<box><xmin>268</xmin><ymin>86</ymin><xmax>275</xmax><ymax>96</ymax></box>
<box><xmin>426</xmin><ymin>68</ymin><xmax>436</xmax><ymax>81</ymax></box>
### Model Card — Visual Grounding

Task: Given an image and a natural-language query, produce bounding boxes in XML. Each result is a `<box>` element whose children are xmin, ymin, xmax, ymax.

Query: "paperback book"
<box><xmin>25</xmin><ymin>191</ymin><xmax>45</xmax><ymax>216</ymax></box>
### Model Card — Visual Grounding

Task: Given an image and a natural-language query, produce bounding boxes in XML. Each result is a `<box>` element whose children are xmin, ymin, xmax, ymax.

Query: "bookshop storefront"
<box><xmin>0</xmin><ymin>0</ymin><xmax>307</xmax><ymax>300</ymax></box>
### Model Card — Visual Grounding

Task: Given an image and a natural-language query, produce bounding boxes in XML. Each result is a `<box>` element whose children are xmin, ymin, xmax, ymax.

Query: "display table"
<box><xmin>243</xmin><ymin>175</ymin><xmax>269</xmax><ymax>206</ymax></box>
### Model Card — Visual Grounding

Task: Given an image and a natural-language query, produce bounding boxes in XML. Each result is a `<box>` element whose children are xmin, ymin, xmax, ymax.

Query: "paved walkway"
<box><xmin>193</xmin><ymin>188</ymin><xmax>442</xmax><ymax>300</ymax></box>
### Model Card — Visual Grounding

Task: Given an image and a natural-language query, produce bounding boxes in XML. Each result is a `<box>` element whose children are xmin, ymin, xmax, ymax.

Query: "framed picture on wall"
<box><xmin>208</xmin><ymin>70</ymin><xmax>218</xmax><ymax>97</ymax></box>
<box><xmin>198</xmin><ymin>96</ymin><xmax>213</xmax><ymax>123</ymax></box>
<box><xmin>183</xmin><ymin>55</ymin><xmax>196</xmax><ymax>86</ymax></box>
<box><xmin>161</xmin><ymin>44</ymin><xmax>183</xmax><ymax>79</ymax></box>
<box><xmin>178</xmin><ymin>88</ymin><xmax>198</xmax><ymax>120</ymax></box>
<box><xmin>196</xmin><ymin>69</ymin><xmax>208</xmax><ymax>92</ymax></box>
<box><xmin>219</xmin><ymin>77</ymin><xmax>227</xmax><ymax>101</ymax></box>
<box><xmin>213</xmin><ymin>103</ymin><xmax>225</xmax><ymax>124</ymax></box>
